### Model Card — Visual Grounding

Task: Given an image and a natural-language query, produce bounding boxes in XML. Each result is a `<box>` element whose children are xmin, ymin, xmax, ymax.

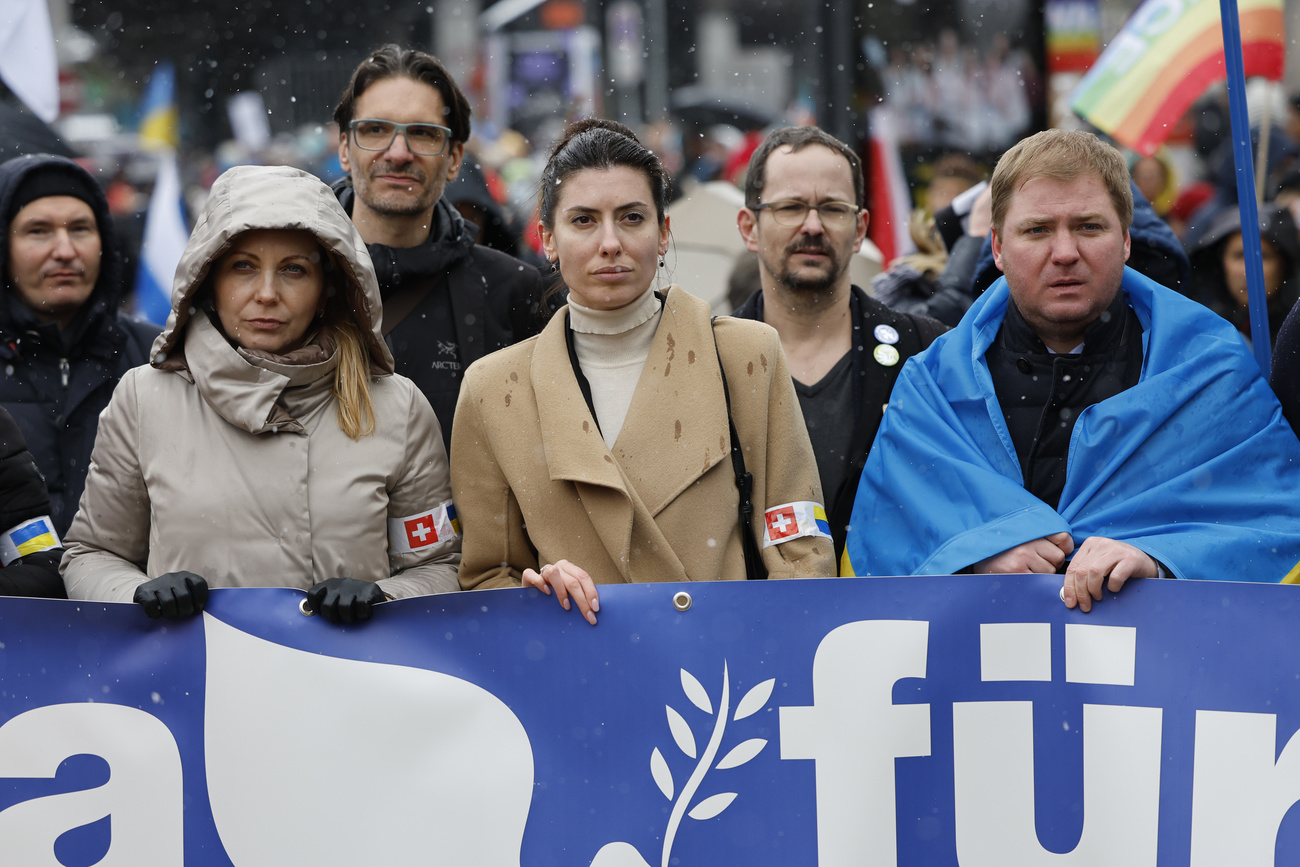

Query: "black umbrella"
<box><xmin>0</xmin><ymin>100</ymin><xmax>77</xmax><ymax>163</ymax></box>
<box><xmin>669</xmin><ymin>87</ymin><xmax>777</xmax><ymax>131</ymax></box>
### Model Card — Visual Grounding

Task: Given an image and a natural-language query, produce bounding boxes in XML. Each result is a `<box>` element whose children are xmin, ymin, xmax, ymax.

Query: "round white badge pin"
<box><xmin>873</xmin><ymin>324</ymin><xmax>900</xmax><ymax>345</ymax></box>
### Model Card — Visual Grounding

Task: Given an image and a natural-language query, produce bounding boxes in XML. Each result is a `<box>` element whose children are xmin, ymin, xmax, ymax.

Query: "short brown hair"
<box><xmin>744</xmin><ymin>126</ymin><xmax>864</xmax><ymax>210</ymax></box>
<box><xmin>990</xmin><ymin>129</ymin><xmax>1133</xmax><ymax>235</ymax></box>
<box><xmin>333</xmin><ymin>44</ymin><xmax>471</xmax><ymax>144</ymax></box>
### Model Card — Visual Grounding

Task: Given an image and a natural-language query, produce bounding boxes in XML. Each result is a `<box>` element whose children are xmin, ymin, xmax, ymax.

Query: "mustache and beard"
<box><xmin>356</xmin><ymin>161</ymin><xmax>438</xmax><ymax>218</ymax></box>
<box><xmin>770</xmin><ymin>234</ymin><xmax>847</xmax><ymax>295</ymax></box>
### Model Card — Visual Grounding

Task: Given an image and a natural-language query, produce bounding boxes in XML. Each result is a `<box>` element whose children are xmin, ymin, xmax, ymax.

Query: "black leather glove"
<box><xmin>134</xmin><ymin>571</ymin><xmax>208</xmax><ymax>619</ymax></box>
<box><xmin>304</xmin><ymin>577</ymin><xmax>387</xmax><ymax>624</ymax></box>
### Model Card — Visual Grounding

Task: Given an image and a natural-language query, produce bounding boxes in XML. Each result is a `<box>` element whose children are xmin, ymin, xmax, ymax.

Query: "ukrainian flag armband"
<box><xmin>388</xmin><ymin>501</ymin><xmax>460</xmax><ymax>554</ymax></box>
<box><xmin>0</xmin><ymin>516</ymin><xmax>61</xmax><ymax>566</ymax></box>
<box><xmin>761</xmin><ymin>501</ymin><xmax>832</xmax><ymax>548</ymax></box>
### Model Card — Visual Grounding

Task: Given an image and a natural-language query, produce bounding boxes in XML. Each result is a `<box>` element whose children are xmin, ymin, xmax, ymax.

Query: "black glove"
<box><xmin>134</xmin><ymin>571</ymin><xmax>208</xmax><ymax>619</ymax></box>
<box><xmin>304</xmin><ymin>577</ymin><xmax>387</xmax><ymax>624</ymax></box>
<box><xmin>0</xmin><ymin>549</ymin><xmax>66</xmax><ymax>598</ymax></box>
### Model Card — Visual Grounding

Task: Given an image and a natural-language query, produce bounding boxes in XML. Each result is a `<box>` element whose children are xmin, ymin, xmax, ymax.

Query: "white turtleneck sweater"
<box><xmin>568</xmin><ymin>289</ymin><xmax>663</xmax><ymax>449</ymax></box>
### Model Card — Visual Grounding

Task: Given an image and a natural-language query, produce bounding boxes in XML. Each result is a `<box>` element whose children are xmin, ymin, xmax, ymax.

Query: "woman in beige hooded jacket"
<box><xmin>61</xmin><ymin>165</ymin><xmax>459</xmax><ymax>622</ymax></box>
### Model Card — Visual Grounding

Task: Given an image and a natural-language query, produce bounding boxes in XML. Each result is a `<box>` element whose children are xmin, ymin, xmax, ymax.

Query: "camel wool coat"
<box><xmin>451</xmin><ymin>285</ymin><xmax>835</xmax><ymax>588</ymax></box>
<box><xmin>62</xmin><ymin>165</ymin><xmax>460</xmax><ymax>602</ymax></box>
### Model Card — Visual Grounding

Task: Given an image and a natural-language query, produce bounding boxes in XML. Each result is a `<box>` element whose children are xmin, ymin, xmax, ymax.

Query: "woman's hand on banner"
<box><xmin>523</xmin><ymin>559</ymin><xmax>600</xmax><ymax>625</ymax></box>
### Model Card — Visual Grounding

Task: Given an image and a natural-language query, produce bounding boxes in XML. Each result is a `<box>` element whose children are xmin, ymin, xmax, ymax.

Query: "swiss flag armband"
<box><xmin>388</xmin><ymin>501</ymin><xmax>460</xmax><ymax>554</ymax></box>
<box><xmin>761</xmin><ymin>502</ymin><xmax>832</xmax><ymax>548</ymax></box>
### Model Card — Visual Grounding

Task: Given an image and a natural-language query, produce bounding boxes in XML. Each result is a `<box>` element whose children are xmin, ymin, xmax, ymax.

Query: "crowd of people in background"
<box><xmin>4</xmin><ymin>41</ymin><xmax>1300</xmax><ymax>619</ymax></box>
<box><xmin>879</xmin><ymin>30</ymin><xmax>1039</xmax><ymax>154</ymax></box>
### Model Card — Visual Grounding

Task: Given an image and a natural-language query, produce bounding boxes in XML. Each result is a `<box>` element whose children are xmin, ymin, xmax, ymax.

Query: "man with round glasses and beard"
<box><xmin>733</xmin><ymin>126</ymin><xmax>947</xmax><ymax>563</ymax></box>
<box><xmin>333</xmin><ymin>45</ymin><xmax>544</xmax><ymax>453</ymax></box>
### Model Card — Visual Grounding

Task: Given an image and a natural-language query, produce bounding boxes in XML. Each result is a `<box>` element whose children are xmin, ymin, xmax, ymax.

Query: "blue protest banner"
<box><xmin>2</xmin><ymin>575</ymin><xmax>1299</xmax><ymax>866</ymax></box>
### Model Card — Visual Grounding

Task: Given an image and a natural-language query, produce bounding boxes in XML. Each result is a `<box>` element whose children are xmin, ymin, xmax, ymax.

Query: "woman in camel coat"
<box><xmin>451</xmin><ymin>119</ymin><xmax>834</xmax><ymax>623</ymax></box>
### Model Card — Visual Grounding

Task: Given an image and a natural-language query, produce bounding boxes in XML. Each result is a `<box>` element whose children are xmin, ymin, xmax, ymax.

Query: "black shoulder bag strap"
<box><xmin>711</xmin><ymin>319</ymin><xmax>768</xmax><ymax>580</ymax></box>
<box><xmin>381</xmin><ymin>275</ymin><xmax>440</xmax><ymax>337</ymax></box>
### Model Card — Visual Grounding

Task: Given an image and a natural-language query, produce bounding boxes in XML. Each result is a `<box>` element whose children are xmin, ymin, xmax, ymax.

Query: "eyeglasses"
<box><xmin>753</xmin><ymin>200</ymin><xmax>860</xmax><ymax>229</ymax></box>
<box><xmin>348</xmin><ymin>119</ymin><xmax>454</xmax><ymax>156</ymax></box>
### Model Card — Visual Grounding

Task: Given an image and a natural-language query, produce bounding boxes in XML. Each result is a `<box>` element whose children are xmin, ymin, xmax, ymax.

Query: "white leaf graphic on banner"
<box><xmin>734</xmin><ymin>678</ymin><xmax>775</xmax><ymax>721</ymax></box>
<box><xmin>680</xmin><ymin>668</ymin><xmax>713</xmax><ymax>713</ymax></box>
<box><xmin>688</xmin><ymin>792</ymin><xmax>737</xmax><ymax>821</ymax></box>
<box><xmin>666</xmin><ymin>705</ymin><xmax>697</xmax><ymax>758</ymax></box>
<box><xmin>202</xmin><ymin>614</ymin><xmax>534</xmax><ymax>867</ymax></box>
<box><xmin>650</xmin><ymin>748</ymin><xmax>674</xmax><ymax>800</ymax></box>
<box><xmin>715</xmin><ymin>738</ymin><xmax>767</xmax><ymax>770</ymax></box>
<box><xmin>592</xmin><ymin>662</ymin><xmax>776</xmax><ymax>867</ymax></box>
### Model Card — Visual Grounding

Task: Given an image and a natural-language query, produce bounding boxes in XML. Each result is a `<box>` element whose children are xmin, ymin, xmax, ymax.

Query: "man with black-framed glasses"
<box><xmin>332</xmin><ymin>44</ymin><xmax>545</xmax><ymax>454</ymax></box>
<box><xmin>733</xmin><ymin>126</ymin><xmax>947</xmax><ymax>564</ymax></box>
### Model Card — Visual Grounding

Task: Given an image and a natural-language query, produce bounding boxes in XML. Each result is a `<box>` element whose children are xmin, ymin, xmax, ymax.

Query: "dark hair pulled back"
<box><xmin>333</xmin><ymin>44</ymin><xmax>471</xmax><ymax>144</ymax></box>
<box><xmin>538</xmin><ymin>118</ymin><xmax>671</xmax><ymax>230</ymax></box>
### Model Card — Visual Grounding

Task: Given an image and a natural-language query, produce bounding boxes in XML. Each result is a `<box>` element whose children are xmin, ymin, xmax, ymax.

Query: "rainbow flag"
<box><xmin>138</xmin><ymin>61</ymin><xmax>179</xmax><ymax>151</ymax></box>
<box><xmin>1070</xmin><ymin>0</ymin><xmax>1283</xmax><ymax>157</ymax></box>
<box><xmin>1045</xmin><ymin>0</ymin><xmax>1102</xmax><ymax>75</ymax></box>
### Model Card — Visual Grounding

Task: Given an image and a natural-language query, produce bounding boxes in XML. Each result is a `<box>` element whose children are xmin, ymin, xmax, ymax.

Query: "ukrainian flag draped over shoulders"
<box><xmin>842</xmin><ymin>267</ymin><xmax>1300</xmax><ymax>581</ymax></box>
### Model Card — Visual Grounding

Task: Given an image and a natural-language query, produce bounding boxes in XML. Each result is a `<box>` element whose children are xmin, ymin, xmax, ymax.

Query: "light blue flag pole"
<box><xmin>1219</xmin><ymin>0</ymin><xmax>1270</xmax><ymax>377</ymax></box>
<box><xmin>133</xmin><ymin>151</ymin><xmax>188</xmax><ymax>326</ymax></box>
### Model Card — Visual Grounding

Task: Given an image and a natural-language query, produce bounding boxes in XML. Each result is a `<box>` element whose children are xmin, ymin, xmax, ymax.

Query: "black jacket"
<box><xmin>333</xmin><ymin>178</ymin><xmax>547</xmax><ymax>453</ymax></box>
<box><xmin>733</xmin><ymin>285</ymin><xmax>947</xmax><ymax>560</ymax></box>
<box><xmin>0</xmin><ymin>154</ymin><xmax>159</xmax><ymax>537</ymax></box>
<box><xmin>0</xmin><ymin>404</ymin><xmax>65</xmax><ymax>597</ymax></box>
<box><xmin>986</xmin><ymin>292</ymin><xmax>1144</xmax><ymax>510</ymax></box>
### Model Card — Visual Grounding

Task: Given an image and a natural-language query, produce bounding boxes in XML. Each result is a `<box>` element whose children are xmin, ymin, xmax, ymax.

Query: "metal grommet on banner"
<box><xmin>673</xmin><ymin>591</ymin><xmax>692</xmax><ymax>612</ymax></box>
<box><xmin>300</xmin><ymin>598</ymin><xmax>315</xmax><ymax>617</ymax></box>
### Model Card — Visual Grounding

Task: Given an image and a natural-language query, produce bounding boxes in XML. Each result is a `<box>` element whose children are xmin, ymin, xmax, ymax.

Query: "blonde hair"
<box><xmin>326</xmin><ymin>311</ymin><xmax>376</xmax><ymax>441</ymax></box>
<box><xmin>316</xmin><ymin>254</ymin><xmax>376</xmax><ymax>441</ymax></box>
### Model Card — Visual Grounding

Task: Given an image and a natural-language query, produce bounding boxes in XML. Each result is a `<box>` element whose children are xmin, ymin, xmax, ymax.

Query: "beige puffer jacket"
<box><xmin>62</xmin><ymin>165</ymin><xmax>460</xmax><ymax>601</ymax></box>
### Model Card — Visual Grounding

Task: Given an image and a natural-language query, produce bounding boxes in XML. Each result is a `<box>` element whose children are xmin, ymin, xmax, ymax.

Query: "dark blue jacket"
<box><xmin>0</xmin><ymin>154</ymin><xmax>159</xmax><ymax>536</ymax></box>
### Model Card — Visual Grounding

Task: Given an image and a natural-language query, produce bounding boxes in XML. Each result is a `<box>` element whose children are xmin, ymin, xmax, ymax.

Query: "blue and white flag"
<box><xmin>133</xmin><ymin>151</ymin><xmax>188</xmax><ymax>325</ymax></box>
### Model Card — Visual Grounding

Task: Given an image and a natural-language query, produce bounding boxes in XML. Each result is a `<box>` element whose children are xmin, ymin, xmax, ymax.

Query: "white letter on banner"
<box><xmin>0</xmin><ymin>703</ymin><xmax>183</xmax><ymax>865</ymax></box>
<box><xmin>1190</xmin><ymin>711</ymin><xmax>1300</xmax><ymax>865</ymax></box>
<box><xmin>953</xmin><ymin>702</ymin><xmax>1162</xmax><ymax>865</ymax></box>
<box><xmin>780</xmin><ymin>620</ymin><xmax>930</xmax><ymax>866</ymax></box>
